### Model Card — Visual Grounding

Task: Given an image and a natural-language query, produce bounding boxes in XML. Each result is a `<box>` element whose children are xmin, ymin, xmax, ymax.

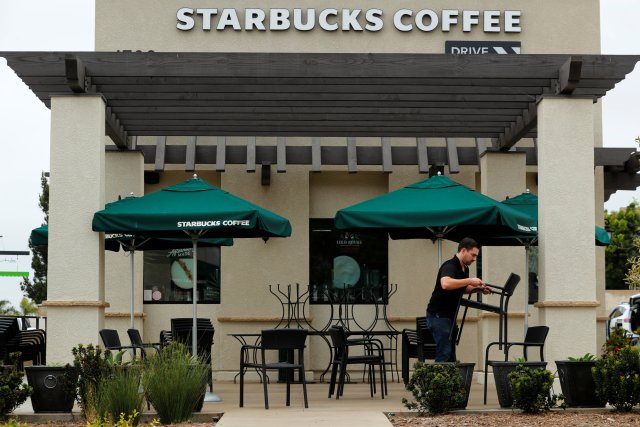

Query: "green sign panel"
<box><xmin>0</xmin><ymin>271</ymin><xmax>29</xmax><ymax>277</ymax></box>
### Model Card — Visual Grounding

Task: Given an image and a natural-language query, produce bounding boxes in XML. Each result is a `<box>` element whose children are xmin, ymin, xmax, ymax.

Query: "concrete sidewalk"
<box><xmin>13</xmin><ymin>376</ymin><xmax>504</xmax><ymax>426</ymax></box>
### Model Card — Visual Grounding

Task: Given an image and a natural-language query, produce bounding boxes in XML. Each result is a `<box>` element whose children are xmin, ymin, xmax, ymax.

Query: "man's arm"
<box><xmin>441</xmin><ymin>276</ymin><xmax>484</xmax><ymax>291</ymax></box>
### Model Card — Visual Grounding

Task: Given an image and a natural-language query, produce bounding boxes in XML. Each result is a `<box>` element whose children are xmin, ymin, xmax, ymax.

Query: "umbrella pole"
<box><xmin>192</xmin><ymin>237</ymin><xmax>198</xmax><ymax>357</ymax></box>
<box><xmin>130</xmin><ymin>250</ymin><xmax>135</xmax><ymax>330</ymax></box>
<box><xmin>437</xmin><ymin>238</ymin><xmax>442</xmax><ymax>266</ymax></box>
<box><xmin>524</xmin><ymin>245</ymin><xmax>530</xmax><ymax>335</ymax></box>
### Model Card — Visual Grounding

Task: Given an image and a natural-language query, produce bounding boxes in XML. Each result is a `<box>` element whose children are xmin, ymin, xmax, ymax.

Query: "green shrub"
<box><xmin>0</xmin><ymin>355</ymin><xmax>32</xmax><ymax>420</ymax></box>
<box><xmin>508</xmin><ymin>365</ymin><xmax>558</xmax><ymax>414</ymax></box>
<box><xmin>95</xmin><ymin>366</ymin><xmax>144</xmax><ymax>426</ymax></box>
<box><xmin>603</xmin><ymin>327</ymin><xmax>633</xmax><ymax>356</ymax></box>
<box><xmin>64</xmin><ymin>344</ymin><xmax>127</xmax><ymax>420</ymax></box>
<box><xmin>567</xmin><ymin>353</ymin><xmax>596</xmax><ymax>362</ymax></box>
<box><xmin>0</xmin><ymin>419</ymin><xmax>28</xmax><ymax>427</ymax></box>
<box><xmin>86</xmin><ymin>410</ymin><xmax>159</xmax><ymax>427</ymax></box>
<box><xmin>402</xmin><ymin>362</ymin><xmax>466</xmax><ymax>415</ymax></box>
<box><xmin>592</xmin><ymin>345</ymin><xmax>640</xmax><ymax>411</ymax></box>
<box><xmin>142</xmin><ymin>343</ymin><xmax>208</xmax><ymax>424</ymax></box>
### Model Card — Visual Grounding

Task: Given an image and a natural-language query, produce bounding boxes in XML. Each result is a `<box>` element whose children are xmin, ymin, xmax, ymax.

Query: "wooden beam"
<box><xmin>185</xmin><ymin>136</ymin><xmax>197</xmax><ymax>172</ymax></box>
<box><xmin>556</xmin><ymin>56</ymin><xmax>583</xmax><ymax>95</ymax></box>
<box><xmin>132</xmin><ymin>145</ymin><xmax>635</xmax><ymax>169</ymax></box>
<box><xmin>277</xmin><ymin>136</ymin><xmax>286</xmax><ymax>173</ymax></box>
<box><xmin>64</xmin><ymin>54</ymin><xmax>86</xmax><ymax>93</ymax></box>
<box><xmin>475</xmin><ymin>138</ymin><xmax>489</xmax><ymax>171</ymax></box>
<box><xmin>104</xmin><ymin>106</ymin><xmax>128</xmax><ymax>149</ymax></box>
<box><xmin>445</xmin><ymin>137</ymin><xmax>460</xmax><ymax>174</ymax></box>
<box><xmin>311</xmin><ymin>137</ymin><xmax>321</xmax><ymax>172</ymax></box>
<box><xmin>216</xmin><ymin>136</ymin><xmax>226</xmax><ymax>172</ymax></box>
<box><xmin>381</xmin><ymin>137</ymin><xmax>392</xmax><ymax>173</ymax></box>
<box><xmin>495</xmin><ymin>102</ymin><xmax>538</xmax><ymax>150</ymax></box>
<box><xmin>416</xmin><ymin>137</ymin><xmax>429</xmax><ymax>173</ymax></box>
<box><xmin>154</xmin><ymin>136</ymin><xmax>166</xmax><ymax>171</ymax></box>
<box><xmin>347</xmin><ymin>137</ymin><xmax>357</xmax><ymax>173</ymax></box>
<box><xmin>261</xmin><ymin>162</ymin><xmax>271</xmax><ymax>186</ymax></box>
<box><xmin>246</xmin><ymin>136</ymin><xmax>256</xmax><ymax>172</ymax></box>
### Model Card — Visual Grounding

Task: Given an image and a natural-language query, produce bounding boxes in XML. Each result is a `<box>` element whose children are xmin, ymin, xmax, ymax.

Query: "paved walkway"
<box><xmin>13</xmin><ymin>376</ymin><xmax>504</xmax><ymax>426</ymax></box>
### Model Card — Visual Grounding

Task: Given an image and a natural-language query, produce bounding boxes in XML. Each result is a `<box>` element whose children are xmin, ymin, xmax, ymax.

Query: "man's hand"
<box><xmin>480</xmin><ymin>285</ymin><xmax>492</xmax><ymax>295</ymax></box>
<box><xmin>468</xmin><ymin>277</ymin><xmax>484</xmax><ymax>287</ymax></box>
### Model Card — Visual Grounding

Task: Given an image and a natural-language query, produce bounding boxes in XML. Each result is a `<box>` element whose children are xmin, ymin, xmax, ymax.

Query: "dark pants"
<box><xmin>426</xmin><ymin>312</ymin><xmax>456</xmax><ymax>362</ymax></box>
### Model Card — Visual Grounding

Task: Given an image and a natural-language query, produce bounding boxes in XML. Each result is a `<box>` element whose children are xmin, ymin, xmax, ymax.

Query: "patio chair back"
<box><xmin>503</xmin><ymin>272</ymin><xmax>520</xmax><ymax>296</ymax></box>
<box><xmin>127</xmin><ymin>328</ymin><xmax>144</xmax><ymax>347</ymax></box>
<box><xmin>522</xmin><ymin>326</ymin><xmax>549</xmax><ymax>360</ymax></box>
<box><xmin>127</xmin><ymin>328</ymin><xmax>161</xmax><ymax>359</ymax></box>
<box><xmin>261</xmin><ymin>328</ymin><xmax>308</xmax><ymax>350</ymax></box>
<box><xmin>99</xmin><ymin>329</ymin><xmax>124</xmax><ymax>350</ymax></box>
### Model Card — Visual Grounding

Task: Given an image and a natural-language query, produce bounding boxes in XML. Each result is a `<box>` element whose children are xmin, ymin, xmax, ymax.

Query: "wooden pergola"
<box><xmin>2</xmin><ymin>51</ymin><xmax>638</xmax><ymax>195</ymax></box>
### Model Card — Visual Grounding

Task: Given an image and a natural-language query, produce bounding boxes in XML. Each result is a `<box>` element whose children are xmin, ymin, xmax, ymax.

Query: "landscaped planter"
<box><xmin>0</xmin><ymin>364</ymin><xmax>16</xmax><ymax>376</ymax></box>
<box><xmin>491</xmin><ymin>361</ymin><xmax>547</xmax><ymax>408</ymax></box>
<box><xmin>25</xmin><ymin>366</ymin><xmax>75</xmax><ymax>413</ymax></box>
<box><xmin>439</xmin><ymin>362</ymin><xmax>475</xmax><ymax>409</ymax></box>
<box><xmin>556</xmin><ymin>360</ymin><xmax>605</xmax><ymax>407</ymax></box>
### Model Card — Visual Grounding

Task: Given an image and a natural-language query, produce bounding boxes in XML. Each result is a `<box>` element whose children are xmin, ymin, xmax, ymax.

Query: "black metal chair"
<box><xmin>483</xmin><ymin>325</ymin><xmax>549</xmax><ymax>404</ymax></box>
<box><xmin>99</xmin><ymin>329</ymin><xmax>136</xmax><ymax>354</ymax></box>
<box><xmin>458</xmin><ymin>272</ymin><xmax>520</xmax><ymax>350</ymax></box>
<box><xmin>159</xmin><ymin>330</ymin><xmax>173</xmax><ymax>348</ymax></box>
<box><xmin>127</xmin><ymin>328</ymin><xmax>161</xmax><ymax>359</ymax></box>
<box><xmin>401</xmin><ymin>316</ymin><xmax>437</xmax><ymax>384</ymax></box>
<box><xmin>328</xmin><ymin>325</ymin><xmax>386</xmax><ymax>400</ymax></box>
<box><xmin>239</xmin><ymin>328</ymin><xmax>309</xmax><ymax>409</ymax></box>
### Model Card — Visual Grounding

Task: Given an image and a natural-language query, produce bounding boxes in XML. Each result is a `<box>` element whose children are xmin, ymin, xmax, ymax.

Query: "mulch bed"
<box><xmin>388</xmin><ymin>411</ymin><xmax>640</xmax><ymax>426</ymax></box>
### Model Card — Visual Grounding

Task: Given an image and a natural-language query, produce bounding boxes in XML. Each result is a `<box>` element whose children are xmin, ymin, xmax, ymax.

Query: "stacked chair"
<box><xmin>170</xmin><ymin>318</ymin><xmax>215</xmax><ymax>392</ymax></box>
<box><xmin>0</xmin><ymin>317</ymin><xmax>46</xmax><ymax>369</ymax></box>
<box><xmin>328</xmin><ymin>325</ymin><xmax>387</xmax><ymax>400</ymax></box>
<box><xmin>401</xmin><ymin>316</ymin><xmax>436</xmax><ymax>384</ymax></box>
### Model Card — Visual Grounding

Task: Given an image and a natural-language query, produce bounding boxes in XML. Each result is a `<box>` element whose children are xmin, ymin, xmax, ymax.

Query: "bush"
<box><xmin>86</xmin><ymin>411</ymin><xmax>158</xmax><ymax>427</ymax></box>
<box><xmin>402</xmin><ymin>362</ymin><xmax>466</xmax><ymax>415</ymax></box>
<box><xmin>142</xmin><ymin>343</ymin><xmax>208</xmax><ymax>424</ymax></box>
<box><xmin>64</xmin><ymin>344</ymin><xmax>127</xmax><ymax>420</ymax></box>
<box><xmin>603</xmin><ymin>327</ymin><xmax>633</xmax><ymax>356</ymax></box>
<box><xmin>0</xmin><ymin>419</ymin><xmax>27</xmax><ymax>427</ymax></box>
<box><xmin>508</xmin><ymin>365</ymin><xmax>559</xmax><ymax>414</ymax></box>
<box><xmin>95</xmin><ymin>366</ymin><xmax>144</xmax><ymax>426</ymax></box>
<box><xmin>592</xmin><ymin>345</ymin><xmax>640</xmax><ymax>411</ymax></box>
<box><xmin>0</xmin><ymin>355</ymin><xmax>32</xmax><ymax>420</ymax></box>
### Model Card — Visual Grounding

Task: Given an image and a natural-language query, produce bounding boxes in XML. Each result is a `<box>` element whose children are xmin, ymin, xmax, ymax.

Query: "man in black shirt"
<box><xmin>426</xmin><ymin>237</ymin><xmax>490</xmax><ymax>362</ymax></box>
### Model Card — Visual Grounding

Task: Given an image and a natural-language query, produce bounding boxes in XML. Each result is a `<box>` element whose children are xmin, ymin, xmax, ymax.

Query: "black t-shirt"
<box><xmin>426</xmin><ymin>254</ymin><xmax>469</xmax><ymax>318</ymax></box>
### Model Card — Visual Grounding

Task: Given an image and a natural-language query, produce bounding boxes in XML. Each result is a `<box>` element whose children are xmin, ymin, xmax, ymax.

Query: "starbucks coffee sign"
<box><xmin>176</xmin><ymin>8</ymin><xmax>522</xmax><ymax>33</ymax></box>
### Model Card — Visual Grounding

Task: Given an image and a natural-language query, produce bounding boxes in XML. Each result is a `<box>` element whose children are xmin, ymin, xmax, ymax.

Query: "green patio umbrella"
<box><xmin>92</xmin><ymin>175</ymin><xmax>291</xmax><ymax>357</ymax></box>
<box><xmin>29</xmin><ymin>225</ymin><xmax>49</xmax><ymax>247</ymax></box>
<box><xmin>475</xmin><ymin>190</ymin><xmax>610</xmax><ymax>332</ymax></box>
<box><xmin>30</xmin><ymin>224</ymin><xmax>233</xmax><ymax>329</ymax></box>
<box><xmin>334</xmin><ymin>174</ymin><xmax>537</xmax><ymax>265</ymax></box>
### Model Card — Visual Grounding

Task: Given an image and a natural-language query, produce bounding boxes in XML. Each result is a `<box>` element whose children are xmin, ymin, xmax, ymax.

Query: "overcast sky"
<box><xmin>0</xmin><ymin>1</ymin><xmax>638</xmax><ymax>309</ymax></box>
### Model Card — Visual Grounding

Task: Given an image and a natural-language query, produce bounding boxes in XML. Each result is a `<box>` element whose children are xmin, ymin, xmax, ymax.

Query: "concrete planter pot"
<box><xmin>438</xmin><ymin>362</ymin><xmax>475</xmax><ymax>409</ymax></box>
<box><xmin>25</xmin><ymin>366</ymin><xmax>75</xmax><ymax>413</ymax></box>
<box><xmin>556</xmin><ymin>360</ymin><xmax>605</xmax><ymax>408</ymax></box>
<box><xmin>491</xmin><ymin>361</ymin><xmax>547</xmax><ymax>408</ymax></box>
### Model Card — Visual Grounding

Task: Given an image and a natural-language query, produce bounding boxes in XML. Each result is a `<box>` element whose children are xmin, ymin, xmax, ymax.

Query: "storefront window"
<box><xmin>309</xmin><ymin>219</ymin><xmax>388</xmax><ymax>305</ymax></box>
<box><xmin>143</xmin><ymin>247</ymin><xmax>221</xmax><ymax>304</ymax></box>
